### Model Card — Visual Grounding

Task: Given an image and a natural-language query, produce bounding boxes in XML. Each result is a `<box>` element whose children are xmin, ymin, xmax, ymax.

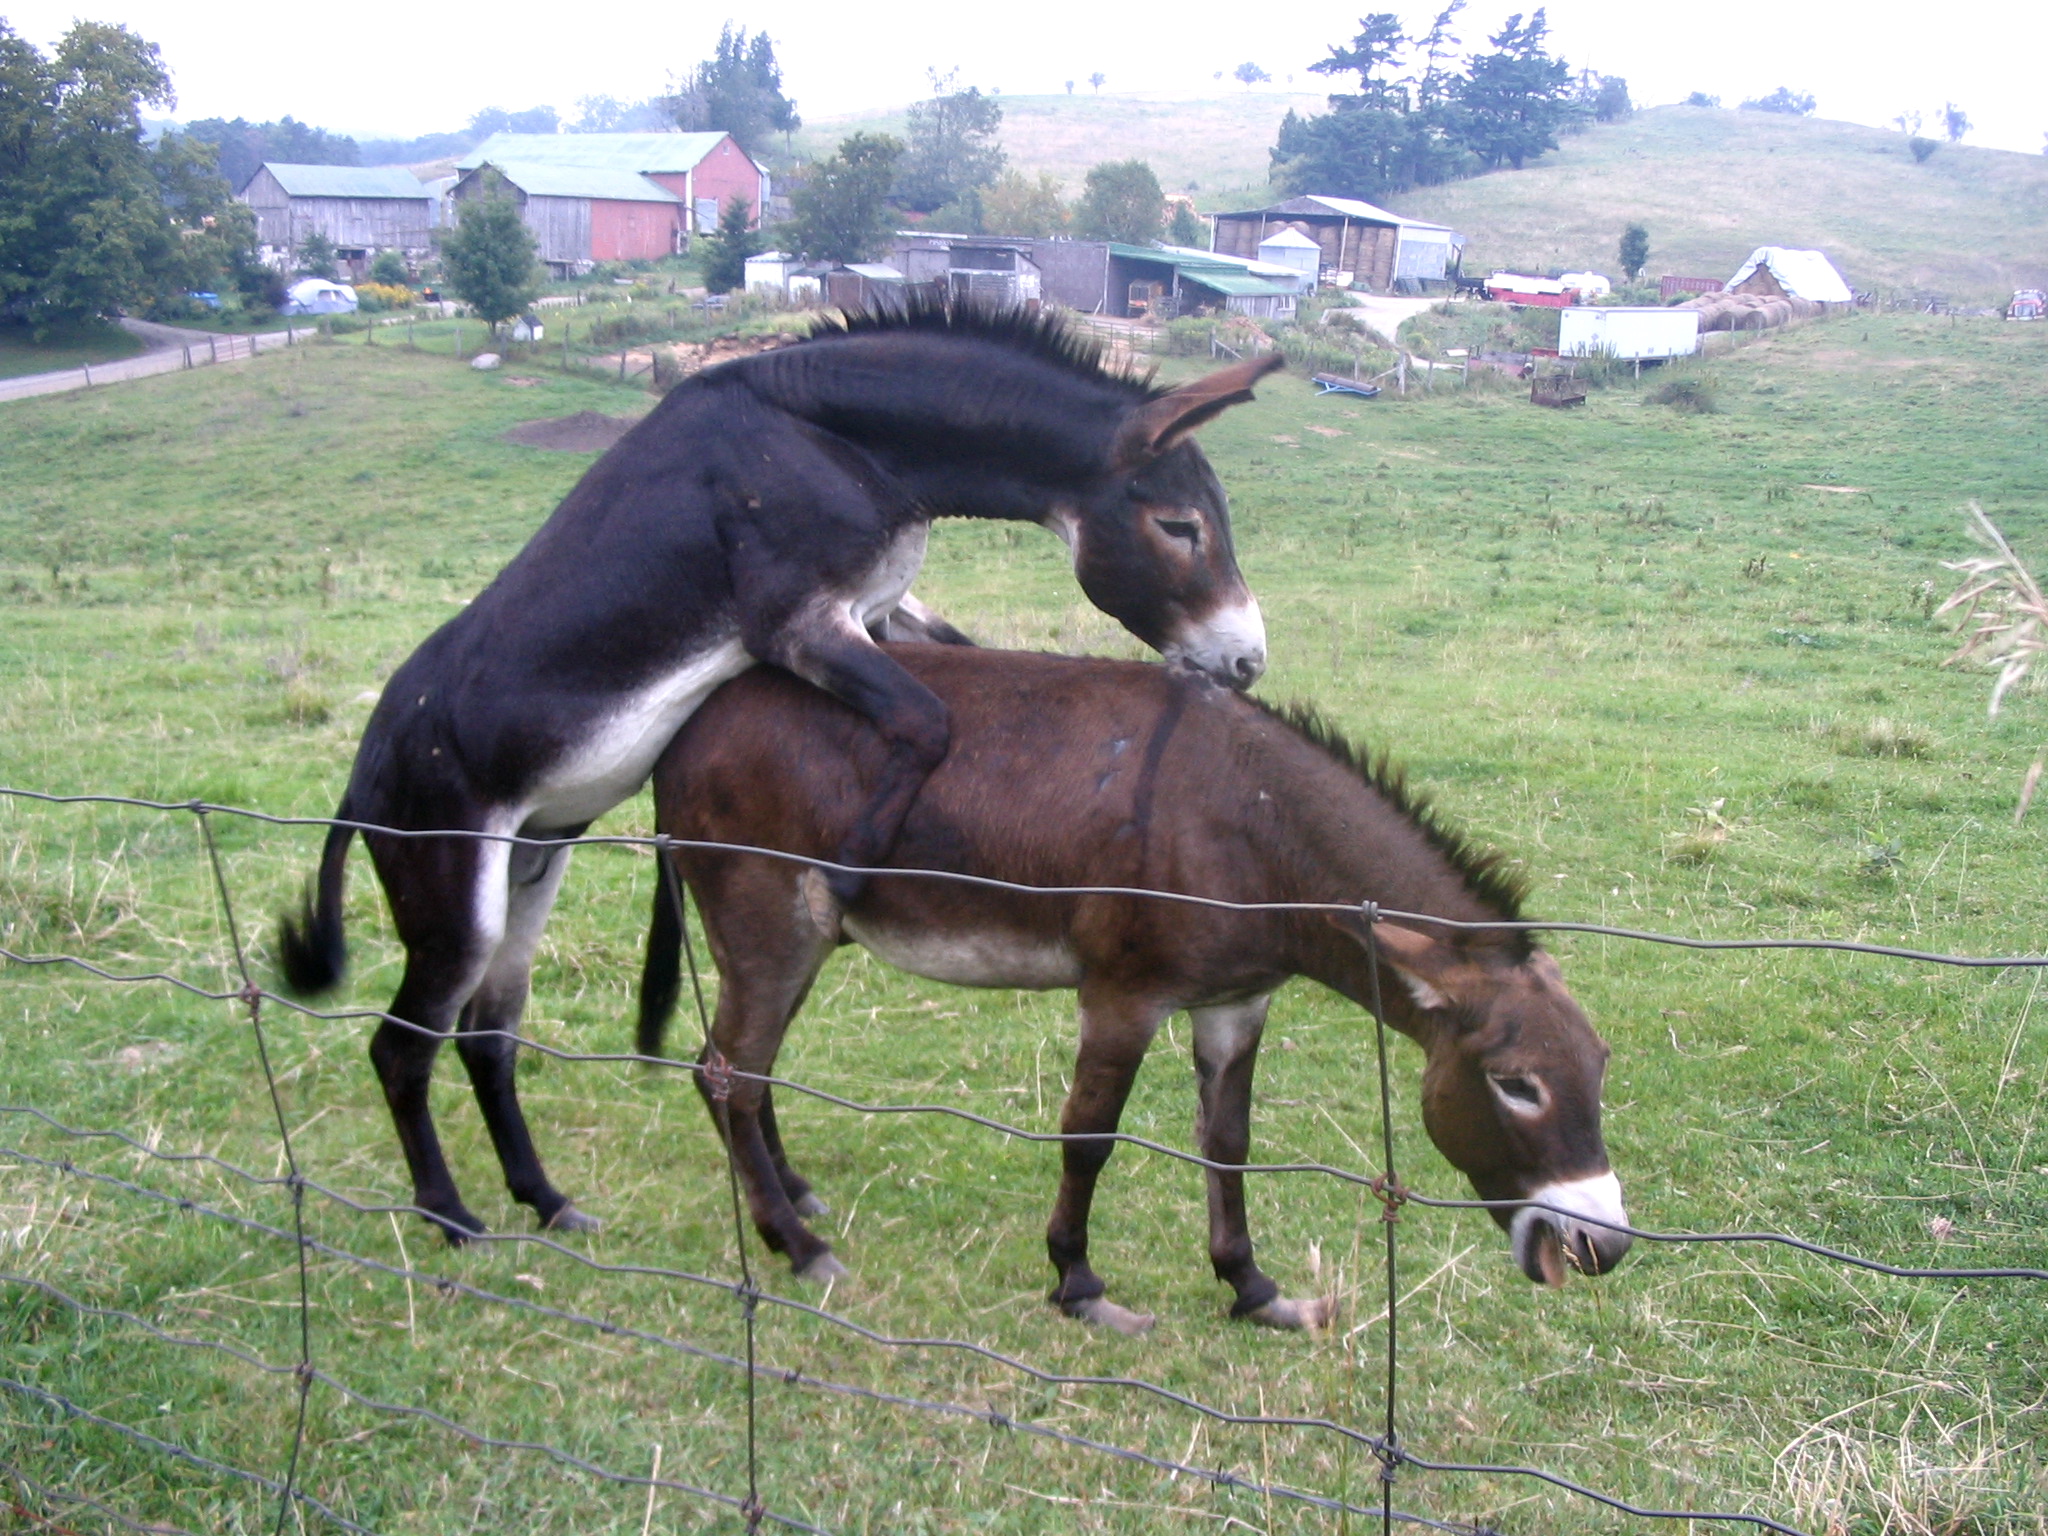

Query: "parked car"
<box><xmin>2007</xmin><ymin>289</ymin><xmax>2045</xmax><ymax>320</ymax></box>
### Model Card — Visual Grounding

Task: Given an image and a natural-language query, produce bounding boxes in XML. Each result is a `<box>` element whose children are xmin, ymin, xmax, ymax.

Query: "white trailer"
<box><xmin>1558</xmin><ymin>306</ymin><xmax>1700</xmax><ymax>360</ymax></box>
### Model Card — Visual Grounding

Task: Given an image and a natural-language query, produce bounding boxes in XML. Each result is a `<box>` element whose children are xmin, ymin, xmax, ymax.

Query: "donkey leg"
<box><xmin>366</xmin><ymin>829</ymin><xmax>508</xmax><ymax>1243</ymax></box>
<box><xmin>1046</xmin><ymin>990</ymin><xmax>1167</xmax><ymax>1335</ymax></box>
<box><xmin>1189</xmin><ymin>999</ymin><xmax>1333</xmax><ymax>1330</ymax></box>
<box><xmin>760</xmin><ymin>614</ymin><xmax>949</xmax><ymax>903</ymax></box>
<box><xmin>454</xmin><ymin>830</ymin><xmax>594</xmax><ymax>1234</ymax></box>
<box><xmin>758</xmin><ymin>1090</ymin><xmax>827</xmax><ymax>1216</ymax></box>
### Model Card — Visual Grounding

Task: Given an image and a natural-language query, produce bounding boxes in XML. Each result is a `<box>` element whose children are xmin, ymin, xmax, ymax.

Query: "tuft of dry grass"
<box><xmin>1813</xmin><ymin>715</ymin><xmax>1938</xmax><ymax>759</ymax></box>
<box><xmin>1938</xmin><ymin>502</ymin><xmax>2048</xmax><ymax>818</ymax></box>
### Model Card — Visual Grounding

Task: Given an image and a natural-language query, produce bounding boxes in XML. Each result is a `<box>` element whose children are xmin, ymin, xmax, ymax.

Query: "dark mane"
<box><xmin>806</xmin><ymin>293</ymin><xmax>1162</xmax><ymax>398</ymax></box>
<box><xmin>1256</xmin><ymin>699</ymin><xmax>1532</xmax><ymax>924</ymax></box>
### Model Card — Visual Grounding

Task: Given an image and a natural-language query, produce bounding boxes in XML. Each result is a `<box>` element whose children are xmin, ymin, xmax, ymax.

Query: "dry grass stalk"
<box><xmin>1938</xmin><ymin>503</ymin><xmax>2048</xmax><ymax>820</ymax></box>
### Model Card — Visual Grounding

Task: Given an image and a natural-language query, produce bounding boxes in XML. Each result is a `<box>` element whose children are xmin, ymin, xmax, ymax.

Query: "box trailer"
<box><xmin>1558</xmin><ymin>306</ymin><xmax>1701</xmax><ymax>360</ymax></box>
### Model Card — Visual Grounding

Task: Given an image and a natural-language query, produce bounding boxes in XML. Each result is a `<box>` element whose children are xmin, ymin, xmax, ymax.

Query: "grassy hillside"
<box><xmin>1394</xmin><ymin>105</ymin><xmax>2048</xmax><ymax>299</ymax></box>
<box><xmin>795</xmin><ymin>89</ymin><xmax>1323</xmax><ymax>201</ymax></box>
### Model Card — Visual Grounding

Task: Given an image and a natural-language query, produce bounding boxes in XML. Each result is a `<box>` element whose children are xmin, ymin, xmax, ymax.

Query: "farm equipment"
<box><xmin>1530</xmin><ymin>372</ymin><xmax>1588</xmax><ymax>409</ymax></box>
<box><xmin>1312</xmin><ymin>373</ymin><xmax>1382</xmax><ymax>399</ymax></box>
<box><xmin>2007</xmin><ymin>289</ymin><xmax>2045</xmax><ymax>321</ymax></box>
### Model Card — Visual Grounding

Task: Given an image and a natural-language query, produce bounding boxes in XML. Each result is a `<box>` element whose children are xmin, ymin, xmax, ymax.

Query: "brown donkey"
<box><xmin>643</xmin><ymin>647</ymin><xmax>1631</xmax><ymax>1332</ymax></box>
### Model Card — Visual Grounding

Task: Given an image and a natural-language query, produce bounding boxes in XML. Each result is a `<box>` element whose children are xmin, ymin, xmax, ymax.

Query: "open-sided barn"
<box><xmin>237</xmin><ymin>164</ymin><xmax>433</xmax><ymax>277</ymax></box>
<box><xmin>1209</xmin><ymin>195</ymin><xmax>1463</xmax><ymax>293</ymax></box>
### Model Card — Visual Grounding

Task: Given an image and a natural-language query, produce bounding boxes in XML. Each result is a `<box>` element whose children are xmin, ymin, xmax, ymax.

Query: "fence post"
<box><xmin>80</xmin><ymin>363</ymin><xmax>90</xmax><ymax>387</ymax></box>
<box><xmin>209</xmin><ymin>336</ymin><xmax>218</xmax><ymax>364</ymax></box>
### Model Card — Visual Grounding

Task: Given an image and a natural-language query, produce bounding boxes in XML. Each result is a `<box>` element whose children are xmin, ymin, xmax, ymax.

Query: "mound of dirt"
<box><xmin>500</xmin><ymin>411</ymin><xmax>639</xmax><ymax>452</ymax></box>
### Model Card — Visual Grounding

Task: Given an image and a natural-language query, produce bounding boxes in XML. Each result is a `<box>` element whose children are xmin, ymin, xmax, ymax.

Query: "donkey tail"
<box><xmin>278</xmin><ymin>798</ymin><xmax>355</xmax><ymax>996</ymax></box>
<box><xmin>637</xmin><ymin>868</ymin><xmax>684</xmax><ymax>1061</ymax></box>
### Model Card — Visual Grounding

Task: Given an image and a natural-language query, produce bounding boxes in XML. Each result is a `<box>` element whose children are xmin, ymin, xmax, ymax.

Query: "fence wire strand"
<box><xmin>5</xmin><ymin>784</ymin><xmax>2045</xmax><ymax>1536</ymax></box>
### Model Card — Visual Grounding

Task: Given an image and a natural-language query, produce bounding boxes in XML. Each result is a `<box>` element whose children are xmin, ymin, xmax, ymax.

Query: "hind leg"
<box><xmin>455</xmin><ymin>829</ymin><xmax>593</xmax><ymax>1233</ymax></box>
<box><xmin>366</xmin><ymin>827</ymin><xmax>508</xmax><ymax>1242</ymax></box>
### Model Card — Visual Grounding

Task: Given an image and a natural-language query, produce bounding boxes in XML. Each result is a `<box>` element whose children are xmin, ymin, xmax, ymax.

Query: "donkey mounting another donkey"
<box><xmin>278</xmin><ymin>301</ymin><xmax>1282</xmax><ymax>1246</ymax></box>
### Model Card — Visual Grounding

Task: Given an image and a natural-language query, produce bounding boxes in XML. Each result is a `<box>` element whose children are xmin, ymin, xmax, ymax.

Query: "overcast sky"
<box><xmin>6</xmin><ymin>0</ymin><xmax>2043</xmax><ymax>156</ymax></box>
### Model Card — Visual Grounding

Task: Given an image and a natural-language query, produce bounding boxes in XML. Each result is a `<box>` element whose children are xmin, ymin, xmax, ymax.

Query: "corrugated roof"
<box><xmin>253</xmin><ymin>163</ymin><xmax>431</xmax><ymax>199</ymax></box>
<box><xmin>1725</xmin><ymin>246</ymin><xmax>1853</xmax><ymax>303</ymax></box>
<box><xmin>1214</xmin><ymin>194</ymin><xmax>1456</xmax><ymax>234</ymax></box>
<box><xmin>1257</xmin><ymin>228</ymin><xmax>1322</xmax><ymax>250</ymax></box>
<box><xmin>458</xmin><ymin>131</ymin><xmax>731</xmax><ymax>173</ymax></box>
<box><xmin>1107</xmin><ymin>244</ymin><xmax>1294</xmax><ymax>297</ymax></box>
<box><xmin>474</xmin><ymin>164</ymin><xmax>681</xmax><ymax>202</ymax></box>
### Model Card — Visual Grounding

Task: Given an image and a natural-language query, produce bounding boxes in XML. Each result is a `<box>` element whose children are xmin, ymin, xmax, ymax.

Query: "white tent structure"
<box><xmin>283</xmin><ymin>278</ymin><xmax>358</xmax><ymax>315</ymax></box>
<box><xmin>1725</xmin><ymin>248</ymin><xmax>1852</xmax><ymax>304</ymax></box>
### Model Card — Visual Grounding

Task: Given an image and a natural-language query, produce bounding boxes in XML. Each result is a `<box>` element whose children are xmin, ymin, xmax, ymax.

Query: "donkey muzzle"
<box><xmin>1168</xmin><ymin>597</ymin><xmax>1267</xmax><ymax>690</ymax></box>
<box><xmin>1510</xmin><ymin>1171</ymin><xmax>1633</xmax><ymax>1286</ymax></box>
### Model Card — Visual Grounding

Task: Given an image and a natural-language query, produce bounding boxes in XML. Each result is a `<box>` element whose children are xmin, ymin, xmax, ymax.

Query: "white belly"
<box><xmin>841</xmin><ymin>914</ymin><xmax>1083</xmax><ymax>990</ymax></box>
<box><xmin>528</xmin><ymin>638</ymin><xmax>752</xmax><ymax>827</ymax></box>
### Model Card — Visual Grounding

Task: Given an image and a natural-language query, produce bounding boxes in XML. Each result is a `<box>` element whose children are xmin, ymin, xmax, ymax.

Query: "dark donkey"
<box><xmin>643</xmin><ymin>646</ymin><xmax>1632</xmax><ymax>1333</ymax></box>
<box><xmin>279</xmin><ymin>303</ymin><xmax>1282</xmax><ymax>1243</ymax></box>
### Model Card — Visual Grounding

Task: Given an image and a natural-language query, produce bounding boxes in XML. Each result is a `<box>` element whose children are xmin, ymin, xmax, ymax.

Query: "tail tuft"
<box><xmin>277</xmin><ymin>882</ymin><xmax>346</xmax><ymax>995</ymax></box>
<box><xmin>637</xmin><ymin>873</ymin><xmax>683</xmax><ymax>1060</ymax></box>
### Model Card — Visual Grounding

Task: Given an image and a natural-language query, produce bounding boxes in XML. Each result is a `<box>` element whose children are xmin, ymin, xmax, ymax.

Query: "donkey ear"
<box><xmin>1111</xmin><ymin>353</ymin><xmax>1285</xmax><ymax>469</ymax></box>
<box><xmin>1326</xmin><ymin>913</ymin><xmax>1458</xmax><ymax>1011</ymax></box>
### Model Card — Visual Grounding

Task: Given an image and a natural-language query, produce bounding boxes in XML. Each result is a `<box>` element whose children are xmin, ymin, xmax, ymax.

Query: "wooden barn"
<box><xmin>456</xmin><ymin>132</ymin><xmax>769</xmax><ymax>237</ymax></box>
<box><xmin>451</xmin><ymin>164</ymin><xmax>685</xmax><ymax>275</ymax></box>
<box><xmin>1209</xmin><ymin>195</ymin><xmax>1462</xmax><ymax>293</ymax></box>
<box><xmin>237</xmin><ymin>164</ymin><xmax>433</xmax><ymax>276</ymax></box>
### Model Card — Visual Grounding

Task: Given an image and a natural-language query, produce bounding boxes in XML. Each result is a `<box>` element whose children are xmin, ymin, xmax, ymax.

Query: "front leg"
<box><xmin>1047</xmin><ymin>987</ymin><xmax>1169</xmax><ymax>1336</ymax></box>
<box><xmin>1190</xmin><ymin>998</ymin><xmax>1334</xmax><ymax>1330</ymax></box>
<box><xmin>756</xmin><ymin>604</ymin><xmax>951</xmax><ymax>903</ymax></box>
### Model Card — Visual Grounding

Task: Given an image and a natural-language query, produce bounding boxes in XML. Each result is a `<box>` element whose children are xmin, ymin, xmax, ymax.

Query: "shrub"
<box><xmin>369</xmin><ymin>251</ymin><xmax>410</xmax><ymax>285</ymax></box>
<box><xmin>1647</xmin><ymin>375</ymin><xmax>1719</xmax><ymax>413</ymax></box>
<box><xmin>1909</xmin><ymin>136</ymin><xmax>1939</xmax><ymax>163</ymax></box>
<box><xmin>353</xmin><ymin>282</ymin><xmax>414</xmax><ymax>312</ymax></box>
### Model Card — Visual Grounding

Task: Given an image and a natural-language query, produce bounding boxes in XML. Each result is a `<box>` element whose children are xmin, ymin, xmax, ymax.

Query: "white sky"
<box><xmin>6</xmin><ymin>0</ymin><xmax>2043</xmax><ymax>156</ymax></box>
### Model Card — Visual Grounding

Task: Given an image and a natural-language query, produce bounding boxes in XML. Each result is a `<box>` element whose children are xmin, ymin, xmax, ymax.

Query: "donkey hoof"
<box><xmin>1067</xmin><ymin>1296</ymin><xmax>1156</xmax><ymax>1337</ymax></box>
<box><xmin>795</xmin><ymin>1250</ymin><xmax>849</xmax><ymax>1284</ymax></box>
<box><xmin>432</xmin><ymin>1210</ymin><xmax>488</xmax><ymax>1246</ymax></box>
<box><xmin>1244</xmin><ymin>1294</ymin><xmax>1336</xmax><ymax>1332</ymax></box>
<box><xmin>543</xmin><ymin>1203</ymin><xmax>602</xmax><ymax>1234</ymax></box>
<box><xmin>791</xmin><ymin>1192</ymin><xmax>831</xmax><ymax>1218</ymax></box>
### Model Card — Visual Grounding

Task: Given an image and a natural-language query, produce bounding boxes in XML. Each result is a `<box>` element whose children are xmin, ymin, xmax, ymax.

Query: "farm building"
<box><xmin>450</xmin><ymin>164</ymin><xmax>684</xmax><ymax>275</ymax></box>
<box><xmin>891</xmin><ymin>234</ymin><xmax>1046</xmax><ymax>305</ymax></box>
<box><xmin>889</xmin><ymin>235</ymin><xmax>1298</xmax><ymax>319</ymax></box>
<box><xmin>456</xmin><ymin>132</ymin><xmax>769</xmax><ymax>236</ymax></box>
<box><xmin>1110</xmin><ymin>245</ymin><xmax>1299</xmax><ymax>319</ymax></box>
<box><xmin>1725</xmin><ymin>247</ymin><xmax>1853</xmax><ymax>305</ymax></box>
<box><xmin>1208</xmin><ymin>195</ymin><xmax>1463</xmax><ymax>292</ymax></box>
<box><xmin>237</xmin><ymin>164</ymin><xmax>433</xmax><ymax>276</ymax></box>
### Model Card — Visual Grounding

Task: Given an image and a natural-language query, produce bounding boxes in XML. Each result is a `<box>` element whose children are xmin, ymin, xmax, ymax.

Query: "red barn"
<box><xmin>453</xmin><ymin>132</ymin><xmax>770</xmax><ymax>275</ymax></box>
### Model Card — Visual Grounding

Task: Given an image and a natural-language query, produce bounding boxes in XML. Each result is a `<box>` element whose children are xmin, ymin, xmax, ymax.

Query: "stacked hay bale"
<box><xmin>1676</xmin><ymin>292</ymin><xmax>1823</xmax><ymax>332</ymax></box>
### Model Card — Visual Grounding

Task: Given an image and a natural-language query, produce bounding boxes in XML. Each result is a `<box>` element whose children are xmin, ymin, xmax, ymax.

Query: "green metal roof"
<box><xmin>253</xmin><ymin>163</ymin><xmax>431</xmax><ymax>199</ymax></box>
<box><xmin>1106</xmin><ymin>243</ymin><xmax>1295</xmax><ymax>297</ymax></box>
<box><xmin>457</xmin><ymin>132</ymin><xmax>732</xmax><ymax>173</ymax></box>
<box><xmin>470</xmin><ymin>163</ymin><xmax>682</xmax><ymax>202</ymax></box>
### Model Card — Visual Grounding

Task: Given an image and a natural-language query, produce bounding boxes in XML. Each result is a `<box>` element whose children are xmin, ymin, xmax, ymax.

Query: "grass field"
<box><xmin>3</xmin><ymin>314</ymin><xmax>2047</xmax><ymax>1535</ymax></box>
<box><xmin>0</xmin><ymin>320</ymin><xmax>146</xmax><ymax>380</ymax></box>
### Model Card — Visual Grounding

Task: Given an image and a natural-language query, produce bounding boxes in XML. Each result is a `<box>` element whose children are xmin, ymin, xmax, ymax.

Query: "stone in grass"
<box><xmin>470</xmin><ymin>353</ymin><xmax>501</xmax><ymax>370</ymax></box>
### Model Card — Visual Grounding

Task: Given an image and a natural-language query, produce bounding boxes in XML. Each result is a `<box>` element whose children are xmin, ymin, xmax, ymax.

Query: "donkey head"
<box><xmin>1052</xmin><ymin>355</ymin><xmax>1283</xmax><ymax>690</ymax></box>
<box><xmin>1332</xmin><ymin>914</ymin><xmax>1633</xmax><ymax>1285</ymax></box>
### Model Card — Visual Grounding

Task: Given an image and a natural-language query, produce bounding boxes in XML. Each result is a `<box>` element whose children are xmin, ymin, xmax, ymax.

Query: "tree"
<box><xmin>1739</xmin><ymin>87</ymin><xmax>1815</xmax><ymax>116</ymax></box>
<box><xmin>1683</xmin><ymin>91</ymin><xmax>1720</xmax><ymax>108</ymax></box>
<box><xmin>1088</xmin><ymin>73</ymin><xmax>1105</xmax><ymax>93</ymax></box>
<box><xmin>295</xmin><ymin>231</ymin><xmax>338</xmax><ymax>280</ymax></box>
<box><xmin>893</xmin><ymin>69</ymin><xmax>1004</xmax><ymax>214</ymax></box>
<box><xmin>1909</xmin><ymin>135</ymin><xmax>1940</xmax><ymax>163</ymax></box>
<box><xmin>671</xmin><ymin>26</ymin><xmax>798</xmax><ymax>158</ymax></box>
<box><xmin>1617</xmin><ymin>222</ymin><xmax>1649</xmax><ymax>282</ymax></box>
<box><xmin>1064</xmin><ymin>80</ymin><xmax>1074</xmax><ymax>95</ymax></box>
<box><xmin>370</xmin><ymin>249</ymin><xmax>410</xmax><ymax>284</ymax></box>
<box><xmin>1453</xmin><ymin>10</ymin><xmax>1573</xmax><ymax>170</ymax></box>
<box><xmin>1167</xmin><ymin>200</ymin><xmax>1204</xmax><ymax>247</ymax></box>
<box><xmin>442</xmin><ymin>190</ymin><xmax>539</xmax><ymax>328</ymax></box>
<box><xmin>980</xmin><ymin>169</ymin><xmax>1066</xmax><ymax>237</ymax></box>
<box><xmin>700</xmin><ymin>194</ymin><xmax>765</xmax><ymax>293</ymax></box>
<box><xmin>569</xmin><ymin>94</ymin><xmax>673</xmax><ymax>133</ymax></box>
<box><xmin>788</xmin><ymin>133</ymin><xmax>902</xmax><ymax>262</ymax></box>
<box><xmin>1941</xmin><ymin>101</ymin><xmax>1970</xmax><ymax>143</ymax></box>
<box><xmin>1072</xmin><ymin>159</ymin><xmax>1163</xmax><ymax>244</ymax></box>
<box><xmin>184</xmin><ymin>115</ymin><xmax>358</xmax><ymax>192</ymax></box>
<box><xmin>1578</xmin><ymin>72</ymin><xmax>1631</xmax><ymax>123</ymax></box>
<box><xmin>469</xmin><ymin>104</ymin><xmax>559</xmax><ymax>136</ymax></box>
<box><xmin>0</xmin><ymin>19</ymin><xmax>255</xmax><ymax>332</ymax></box>
<box><xmin>1234</xmin><ymin>62</ymin><xmax>1270</xmax><ymax>89</ymax></box>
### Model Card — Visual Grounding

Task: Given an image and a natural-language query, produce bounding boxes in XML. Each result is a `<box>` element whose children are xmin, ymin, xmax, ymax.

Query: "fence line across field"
<box><xmin>3</xmin><ymin>786</ymin><xmax>2043</xmax><ymax>1536</ymax></box>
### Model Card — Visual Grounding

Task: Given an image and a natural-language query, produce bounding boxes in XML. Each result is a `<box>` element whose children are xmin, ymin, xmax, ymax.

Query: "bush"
<box><xmin>369</xmin><ymin>251</ymin><xmax>410</xmax><ymax>285</ymax></box>
<box><xmin>1909</xmin><ymin>136</ymin><xmax>1939</xmax><ymax>163</ymax></box>
<box><xmin>1646</xmin><ymin>374</ymin><xmax>1719</xmax><ymax>413</ymax></box>
<box><xmin>353</xmin><ymin>282</ymin><xmax>414</xmax><ymax>313</ymax></box>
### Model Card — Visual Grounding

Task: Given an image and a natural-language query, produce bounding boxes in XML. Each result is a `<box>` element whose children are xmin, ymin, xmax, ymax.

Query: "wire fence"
<box><xmin>3</xmin><ymin>785</ymin><xmax>2044</xmax><ymax>1536</ymax></box>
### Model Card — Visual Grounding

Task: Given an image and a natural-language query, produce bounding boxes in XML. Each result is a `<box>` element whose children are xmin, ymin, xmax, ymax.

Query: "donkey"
<box><xmin>278</xmin><ymin>302</ymin><xmax>1283</xmax><ymax>1244</ymax></box>
<box><xmin>642</xmin><ymin>646</ymin><xmax>1632</xmax><ymax>1333</ymax></box>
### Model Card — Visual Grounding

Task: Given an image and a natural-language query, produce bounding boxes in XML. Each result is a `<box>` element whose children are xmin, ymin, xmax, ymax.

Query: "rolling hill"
<box><xmin>801</xmin><ymin>95</ymin><xmax>2048</xmax><ymax>299</ymax></box>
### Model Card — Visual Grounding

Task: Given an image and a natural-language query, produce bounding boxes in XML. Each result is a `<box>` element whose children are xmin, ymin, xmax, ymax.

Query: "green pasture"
<box><xmin>2</xmin><ymin>315</ymin><xmax>2046</xmax><ymax>1534</ymax></box>
<box><xmin>0</xmin><ymin>319</ymin><xmax>146</xmax><ymax>380</ymax></box>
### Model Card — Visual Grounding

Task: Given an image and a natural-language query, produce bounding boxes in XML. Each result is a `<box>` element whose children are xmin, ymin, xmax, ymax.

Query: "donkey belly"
<box><xmin>840</xmin><ymin>914</ymin><xmax>1083</xmax><ymax>990</ymax></box>
<box><xmin>525</xmin><ymin>638</ymin><xmax>753</xmax><ymax>828</ymax></box>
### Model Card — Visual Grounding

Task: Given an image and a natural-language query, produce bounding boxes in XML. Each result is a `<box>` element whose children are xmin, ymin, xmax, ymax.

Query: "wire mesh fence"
<box><xmin>3</xmin><ymin>785</ymin><xmax>2043</xmax><ymax>1535</ymax></box>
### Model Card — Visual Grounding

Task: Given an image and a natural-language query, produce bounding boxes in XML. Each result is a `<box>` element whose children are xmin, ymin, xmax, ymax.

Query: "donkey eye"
<box><xmin>1488</xmin><ymin>1075</ymin><xmax>1544</xmax><ymax>1113</ymax></box>
<box><xmin>1154</xmin><ymin>517</ymin><xmax>1201</xmax><ymax>547</ymax></box>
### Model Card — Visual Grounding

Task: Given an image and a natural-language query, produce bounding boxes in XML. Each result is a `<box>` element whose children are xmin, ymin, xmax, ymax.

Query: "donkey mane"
<box><xmin>806</xmin><ymin>294</ymin><xmax>1163</xmax><ymax>398</ymax></box>
<box><xmin>1256</xmin><ymin>700</ymin><xmax>1532</xmax><ymax>923</ymax></box>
